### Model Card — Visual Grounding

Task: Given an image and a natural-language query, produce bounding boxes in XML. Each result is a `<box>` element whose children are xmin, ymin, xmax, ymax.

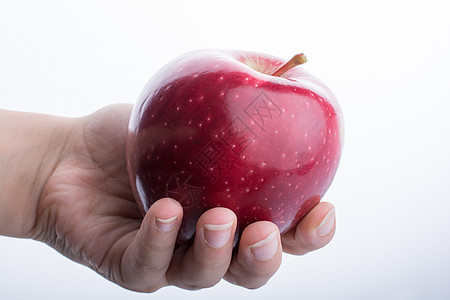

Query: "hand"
<box><xmin>29</xmin><ymin>104</ymin><xmax>336</xmax><ymax>292</ymax></box>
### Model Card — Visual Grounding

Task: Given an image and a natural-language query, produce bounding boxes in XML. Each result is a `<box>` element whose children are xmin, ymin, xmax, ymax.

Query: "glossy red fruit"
<box><xmin>126</xmin><ymin>49</ymin><xmax>343</xmax><ymax>244</ymax></box>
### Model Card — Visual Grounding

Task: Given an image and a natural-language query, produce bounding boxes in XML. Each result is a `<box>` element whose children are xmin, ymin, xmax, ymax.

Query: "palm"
<box><xmin>38</xmin><ymin>104</ymin><xmax>141</xmax><ymax>283</ymax></box>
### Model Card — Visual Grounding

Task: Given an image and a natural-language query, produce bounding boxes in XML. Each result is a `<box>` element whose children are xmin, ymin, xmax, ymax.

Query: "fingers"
<box><xmin>224</xmin><ymin>221</ymin><xmax>282</xmax><ymax>289</ymax></box>
<box><xmin>119</xmin><ymin>199</ymin><xmax>335</xmax><ymax>293</ymax></box>
<box><xmin>120</xmin><ymin>198</ymin><xmax>183</xmax><ymax>292</ymax></box>
<box><xmin>281</xmin><ymin>202</ymin><xmax>336</xmax><ymax>255</ymax></box>
<box><xmin>166</xmin><ymin>207</ymin><xmax>237</xmax><ymax>290</ymax></box>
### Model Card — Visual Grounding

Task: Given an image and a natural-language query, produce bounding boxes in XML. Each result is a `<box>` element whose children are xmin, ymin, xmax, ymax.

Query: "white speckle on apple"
<box><xmin>193</xmin><ymin>73</ymin><xmax>199</xmax><ymax>78</ymax></box>
<box><xmin>188</xmin><ymin>99</ymin><xmax>193</xmax><ymax>103</ymax></box>
<box><xmin>281</xmin><ymin>153</ymin><xmax>286</xmax><ymax>158</ymax></box>
<box><xmin>261</xmin><ymin>162</ymin><xmax>266</xmax><ymax>167</ymax></box>
<box><xmin>245</xmin><ymin>77</ymin><xmax>249</xmax><ymax>81</ymax></box>
<box><xmin>207</xmin><ymin>117</ymin><xmax>211</xmax><ymax>121</ymax></box>
<box><xmin>226</xmin><ymin>188</ymin><xmax>230</xmax><ymax>192</ymax></box>
<box><xmin>174</xmin><ymin>145</ymin><xmax>178</xmax><ymax>149</ymax></box>
<box><xmin>304</xmin><ymin>132</ymin><xmax>308</xmax><ymax>138</ymax></box>
<box><xmin>241</xmin><ymin>177</ymin><xmax>245</xmax><ymax>181</ymax></box>
<box><xmin>245</xmin><ymin>187</ymin><xmax>250</xmax><ymax>193</ymax></box>
<box><xmin>235</xmin><ymin>94</ymin><xmax>240</xmax><ymax>99</ymax></box>
<box><xmin>254</xmin><ymin>84</ymin><xmax>259</xmax><ymax>87</ymax></box>
<box><xmin>315</xmin><ymin>180</ymin><xmax>319</xmax><ymax>186</ymax></box>
<box><xmin>198</xmin><ymin>123</ymin><xmax>203</xmax><ymax>127</ymax></box>
<box><xmin>219</xmin><ymin>76</ymin><xmax>224</xmax><ymax>80</ymax></box>
<box><xmin>260</xmin><ymin>178</ymin><xmax>265</xmax><ymax>182</ymax></box>
<box><xmin>220</xmin><ymin>91</ymin><xmax>225</xmax><ymax>96</ymax></box>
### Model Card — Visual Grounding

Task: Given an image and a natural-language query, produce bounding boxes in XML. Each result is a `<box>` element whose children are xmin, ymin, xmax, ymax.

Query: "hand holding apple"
<box><xmin>126</xmin><ymin>49</ymin><xmax>343</xmax><ymax>245</ymax></box>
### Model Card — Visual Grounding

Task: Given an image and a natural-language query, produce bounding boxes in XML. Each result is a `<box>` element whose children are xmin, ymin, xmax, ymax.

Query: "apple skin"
<box><xmin>126</xmin><ymin>49</ymin><xmax>343</xmax><ymax>245</ymax></box>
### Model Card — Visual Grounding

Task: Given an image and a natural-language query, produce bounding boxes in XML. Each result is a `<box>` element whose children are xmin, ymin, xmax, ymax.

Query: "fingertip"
<box><xmin>240</xmin><ymin>221</ymin><xmax>281</xmax><ymax>262</ymax></box>
<box><xmin>282</xmin><ymin>202</ymin><xmax>336</xmax><ymax>255</ymax></box>
<box><xmin>297</xmin><ymin>202</ymin><xmax>336</xmax><ymax>241</ymax></box>
<box><xmin>148</xmin><ymin>198</ymin><xmax>183</xmax><ymax>219</ymax></box>
<box><xmin>225</xmin><ymin>221</ymin><xmax>282</xmax><ymax>289</ymax></box>
<box><xmin>197</xmin><ymin>207</ymin><xmax>237</xmax><ymax>249</ymax></box>
<box><xmin>196</xmin><ymin>207</ymin><xmax>237</xmax><ymax>229</ymax></box>
<box><xmin>316</xmin><ymin>206</ymin><xmax>336</xmax><ymax>237</ymax></box>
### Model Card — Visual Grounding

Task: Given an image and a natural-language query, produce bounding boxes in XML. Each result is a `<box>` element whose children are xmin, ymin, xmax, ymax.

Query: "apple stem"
<box><xmin>271</xmin><ymin>53</ymin><xmax>307</xmax><ymax>77</ymax></box>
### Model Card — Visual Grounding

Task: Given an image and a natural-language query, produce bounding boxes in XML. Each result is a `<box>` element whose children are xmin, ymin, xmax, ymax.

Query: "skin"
<box><xmin>0</xmin><ymin>104</ymin><xmax>336</xmax><ymax>292</ymax></box>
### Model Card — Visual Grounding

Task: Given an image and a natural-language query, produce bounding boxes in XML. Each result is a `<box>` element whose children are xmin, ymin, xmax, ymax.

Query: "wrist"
<box><xmin>0</xmin><ymin>110</ymin><xmax>76</xmax><ymax>238</ymax></box>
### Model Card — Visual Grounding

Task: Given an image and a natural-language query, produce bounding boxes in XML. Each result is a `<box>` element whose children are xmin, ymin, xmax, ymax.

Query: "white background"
<box><xmin>1</xmin><ymin>0</ymin><xmax>450</xmax><ymax>299</ymax></box>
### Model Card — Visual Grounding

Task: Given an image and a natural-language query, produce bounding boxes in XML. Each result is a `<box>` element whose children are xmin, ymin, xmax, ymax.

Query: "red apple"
<box><xmin>126</xmin><ymin>49</ymin><xmax>343</xmax><ymax>245</ymax></box>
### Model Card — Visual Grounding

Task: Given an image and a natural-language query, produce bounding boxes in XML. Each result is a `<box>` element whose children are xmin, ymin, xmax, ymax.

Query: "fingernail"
<box><xmin>203</xmin><ymin>222</ymin><xmax>233</xmax><ymax>248</ymax></box>
<box><xmin>155</xmin><ymin>215</ymin><xmax>178</xmax><ymax>233</ymax></box>
<box><xmin>249</xmin><ymin>230</ymin><xmax>278</xmax><ymax>261</ymax></box>
<box><xmin>317</xmin><ymin>208</ymin><xmax>335</xmax><ymax>237</ymax></box>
